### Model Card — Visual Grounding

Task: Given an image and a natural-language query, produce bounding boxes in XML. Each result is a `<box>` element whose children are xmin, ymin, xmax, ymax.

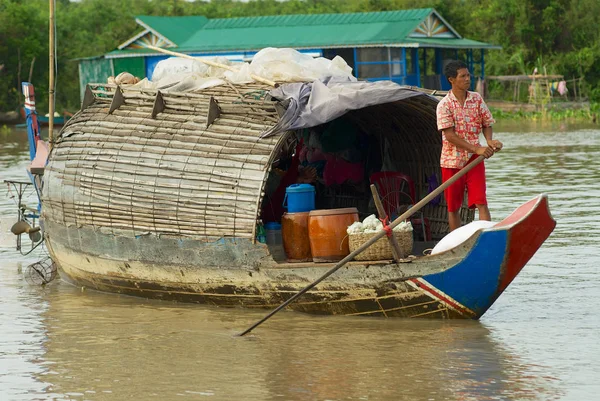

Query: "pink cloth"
<box><xmin>436</xmin><ymin>91</ymin><xmax>495</xmax><ymax>169</ymax></box>
<box><xmin>558</xmin><ymin>81</ymin><xmax>568</xmax><ymax>96</ymax></box>
<box><xmin>323</xmin><ymin>155</ymin><xmax>364</xmax><ymax>186</ymax></box>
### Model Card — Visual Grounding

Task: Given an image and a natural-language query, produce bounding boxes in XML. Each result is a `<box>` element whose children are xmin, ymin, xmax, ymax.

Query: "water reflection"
<box><xmin>0</xmin><ymin>261</ymin><xmax>52</xmax><ymax>401</ymax></box>
<box><xmin>0</xmin><ymin>127</ymin><xmax>32</xmax><ymax>168</ymax></box>
<box><xmin>31</xmin><ymin>286</ymin><xmax>561</xmax><ymax>401</ymax></box>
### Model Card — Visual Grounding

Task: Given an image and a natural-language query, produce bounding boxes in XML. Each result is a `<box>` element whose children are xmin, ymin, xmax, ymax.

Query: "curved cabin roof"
<box><xmin>44</xmin><ymin>81</ymin><xmax>443</xmax><ymax>241</ymax></box>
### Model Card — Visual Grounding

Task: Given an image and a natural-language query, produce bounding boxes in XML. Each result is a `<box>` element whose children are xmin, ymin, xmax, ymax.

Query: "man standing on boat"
<box><xmin>436</xmin><ymin>60</ymin><xmax>503</xmax><ymax>231</ymax></box>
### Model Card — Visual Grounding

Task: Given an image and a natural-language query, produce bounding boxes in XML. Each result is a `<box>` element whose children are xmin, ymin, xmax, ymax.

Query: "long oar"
<box><xmin>239</xmin><ymin>155</ymin><xmax>486</xmax><ymax>336</ymax></box>
<box><xmin>144</xmin><ymin>45</ymin><xmax>278</xmax><ymax>87</ymax></box>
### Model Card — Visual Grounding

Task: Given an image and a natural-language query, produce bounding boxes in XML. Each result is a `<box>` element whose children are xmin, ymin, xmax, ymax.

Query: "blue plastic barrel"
<box><xmin>283</xmin><ymin>184</ymin><xmax>315</xmax><ymax>213</ymax></box>
<box><xmin>264</xmin><ymin>222</ymin><xmax>282</xmax><ymax>245</ymax></box>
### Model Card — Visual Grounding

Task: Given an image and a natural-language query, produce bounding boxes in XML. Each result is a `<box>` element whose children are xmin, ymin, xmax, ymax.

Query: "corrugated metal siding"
<box><xmin>44</xmin><ymin>84</ymin><xmax>281</xmax><ymax>241</ymax></box>
<box><xmin>177</xmin><ymin>22</ymin><xmax>417</xmax><ymax>52</ymax></box>
<box><xmin>78</xmin><ymin>58</ymin><xmax>114</xmax><ymax>101</ymax></box>
<box><xmin>405</xmin><ymin>37</ymin><xmax>502</xmax><ymax>49</ymax></box>
<box><xmin>176</xmin><ymin>10</ymin><xmax>430</xmax><ymax>52</ymax></box>
<box><xmin>113</xmin><ymin>57</ymin><xmax>146</xmax><ymax>80</ymax></box>
<box><xmin>203</xmin><ymin>9</ymin><xmax>431</xmax><ymax>29</ymax></box>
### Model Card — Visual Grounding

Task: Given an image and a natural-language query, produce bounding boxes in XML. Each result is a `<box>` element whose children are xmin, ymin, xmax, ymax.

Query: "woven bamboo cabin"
<box><xmin>47</xmin><ymin>81</ymin><xmax>466</xmax><ymax>239</ymax></box>
<box><xmin>77</xmin><ymin>8</ymin><xmax>500</xmax><ymax>100</ymax></box>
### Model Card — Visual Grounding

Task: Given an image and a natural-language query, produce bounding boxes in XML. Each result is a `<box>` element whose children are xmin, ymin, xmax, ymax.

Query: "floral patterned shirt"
<box><xmin>436</xmin><ymin>90</ymin><xmax>495</xmax><ymax>169</ymax></box>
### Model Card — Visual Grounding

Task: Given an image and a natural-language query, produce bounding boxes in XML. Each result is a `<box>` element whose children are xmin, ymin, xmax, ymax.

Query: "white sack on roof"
<box><xmin>143</xmin><ymin>48</ymin><xmax>356</xmax><ymax>92</ymax></box>
<box><xmin>151</xmin><ymin>56</ymin><xmax>241</xmax><ymax>90</ymax></box>
<box><xmin>152</xmin><ymin>57</ymin><xmax>213</xmax><ymax>81</ymax></box>
<box><xmin>249</xmin><ymin>48</ymin><xmax>355</xmax><ymax>83</ymax></box>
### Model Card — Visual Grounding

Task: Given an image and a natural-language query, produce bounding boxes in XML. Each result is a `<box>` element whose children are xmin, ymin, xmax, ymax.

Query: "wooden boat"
<box><xmin>15</xmin><ymin>110</ymin><xmax>71</xmax><ymax>128</ymax></box>
<box><xmin>37</xmin><ymin>112</ymin><xmax>71</xmax><ymax>126</ymax></box>
<box><xmin>34</xmin><ymin>80</ymin><xmax>555</xmax><ymax>319</ymax></box>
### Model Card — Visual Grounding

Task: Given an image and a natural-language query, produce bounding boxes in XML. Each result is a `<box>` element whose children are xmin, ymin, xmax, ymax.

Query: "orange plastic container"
<box><xmin>281</xmin><ymin>212</ymin><xmax>312</xmax><ymax>262</ymax></box>
<box><xmin>308</xmin><ymin>207</ymin><xmax>359</xmax><ymax>262</ymax></box>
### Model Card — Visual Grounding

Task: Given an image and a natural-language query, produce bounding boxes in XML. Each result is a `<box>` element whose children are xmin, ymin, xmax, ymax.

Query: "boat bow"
<box><xmin>411</xmin><ymin>194</ymin><xmax>556</xmax><ymax>318</ymax></box>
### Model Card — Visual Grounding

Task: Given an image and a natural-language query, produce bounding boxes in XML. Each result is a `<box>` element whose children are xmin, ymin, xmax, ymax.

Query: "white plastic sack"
<box><xmin>151</xmin><ymin>56</ymin><xmax>246</xmax><ymax>90</ymax></box>
<box><xmin>145</xmin><ymin>48</ymin><xmax>356</xmax><ymax>92</ymax></box>
<box><xmin>151</xmin><ymin>57</ymin><xmax>210</xmax><ymax>82</ymax></box>
<box><xmin>249</xmin><ymin>47</ymin><xmax>355</xmax><ymax>83</ymax></box>
<box><xmin>431</xmin><ymin>220</ymin><xmax>496</xmax><ymax>255</ymax></box>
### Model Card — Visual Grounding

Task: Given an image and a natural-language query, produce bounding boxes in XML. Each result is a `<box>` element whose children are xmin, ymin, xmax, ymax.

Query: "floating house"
<box><xmin>78</xmin><ymin>8</ymin><xmax>499</xmax><ymax>98</ymax></box>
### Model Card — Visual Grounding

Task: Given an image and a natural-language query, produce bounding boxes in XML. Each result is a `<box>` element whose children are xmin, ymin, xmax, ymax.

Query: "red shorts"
<box><xmin>441</xmin><ymin>155</ymin><xmax>487</xmax><ymax>213</ymax></box>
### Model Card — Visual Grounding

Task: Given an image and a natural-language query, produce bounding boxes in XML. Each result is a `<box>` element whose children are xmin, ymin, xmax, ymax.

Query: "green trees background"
<box><xmin>1</xmin><ymin>0</ymin><xmax>599</xmax><ymax>113</ymax></box>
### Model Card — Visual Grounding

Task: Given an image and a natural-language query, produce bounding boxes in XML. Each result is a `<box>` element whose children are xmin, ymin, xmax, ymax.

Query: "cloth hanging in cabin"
<box><xmin>322</xmin><ymin>154</ymin><xmax>364</xmax><ymax>186</ymax></box>
<box><xmin>263</xmin><ymin>77</ymin><xmax>434</xmax><ymax>138</ymax></box>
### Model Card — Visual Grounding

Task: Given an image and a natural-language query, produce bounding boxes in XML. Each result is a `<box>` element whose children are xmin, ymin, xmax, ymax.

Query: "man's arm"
<box><xmin>479</xmin><ymin>96</ymin><xmax>503</xmax><ymax>152</ymax></box>
<box><xmin>442</xmin><ymin>127</ymin><xmax>494</xmax><ymax>158</ymax></box>
<box><xmin>483</xmin><ymin>126</ymin><xmax>503</xmax><ymax>152</ymax></box>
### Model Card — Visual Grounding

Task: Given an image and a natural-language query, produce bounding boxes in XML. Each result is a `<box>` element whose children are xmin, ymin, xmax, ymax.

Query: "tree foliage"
<box><xmin>1</xmin><ymin>0</ymin><xmax>599</xmax><ymax>112</ymax></box>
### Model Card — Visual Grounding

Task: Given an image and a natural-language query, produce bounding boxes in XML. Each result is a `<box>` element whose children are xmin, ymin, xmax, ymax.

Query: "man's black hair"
<box><xmin>444</xmin><ymin>60</ymin><xmax>469</xmax><ymax>82</ymax></box>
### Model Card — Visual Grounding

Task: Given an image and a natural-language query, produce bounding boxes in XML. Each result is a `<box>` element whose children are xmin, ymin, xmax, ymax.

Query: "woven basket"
<box><xmin>349</xmin><ymin>231</ymin><xmax>413</xmax><ymax>261</ymax></box>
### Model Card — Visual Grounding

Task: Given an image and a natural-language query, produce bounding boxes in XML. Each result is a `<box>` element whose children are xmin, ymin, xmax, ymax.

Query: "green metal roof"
<box><xmin>201</xmin><ymin>8</ymin><xmax>433</xmax><ymax>29</ymax></box>
<box><xmin>108</xmin><ymin>8</ymin><xmax>499</xmax><ymax>57</ymax></box>
<box><xmin>404</xmin><ymin>38</ymin><xmax>502</xmax><ymax>49</ymax></box>
<box><xmin>135</xmin><ymin>15</ymin><xmax>209</xmax><ymax>46</ymax></box>
<box><xmin>177</xmin><ymin>22</ymin><xmax>420</xmax><ymax>52</ymax></box>
<box><xmin>106</xmin><ymin>48</ymin><xmax>163</xmax><ymax>58</ymax></box>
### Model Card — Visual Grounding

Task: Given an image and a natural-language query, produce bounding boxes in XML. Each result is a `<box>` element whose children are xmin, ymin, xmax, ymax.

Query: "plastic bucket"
<box><xmin>283</xmin><ymin>184</ymin><xmax>315</xmax><ymax>213</ymax></box>
<box><xmin>264</xmin><ymin>222</ymin><xmax>283</xmax><ymax>245</ymax></box>
<box><xmin>264</xmin><ymin>222</ymin><xmax>285</xmax><ymax>261</ymax></box>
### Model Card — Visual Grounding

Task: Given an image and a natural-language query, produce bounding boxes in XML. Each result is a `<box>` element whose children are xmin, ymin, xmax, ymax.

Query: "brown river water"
<box><xmin>1</xmin><ymin>122</ymin><xmax>599</xmax><ymax>400</ymax></box>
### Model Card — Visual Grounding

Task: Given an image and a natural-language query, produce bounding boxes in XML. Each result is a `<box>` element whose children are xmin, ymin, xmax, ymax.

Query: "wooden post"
<box><xmin>28</xmin><ymin>57</ymin><xmax>35</xmax><ymax>83</ymax></box>
<box><xmin>370</xmin><ymin>184</ymin><xmax>404</xmax><ymax>261</ymax></box>
<box><xmin>48</xmin><ymin>0</ymin><xmax>55</xmax><ymax>148</ymax></box>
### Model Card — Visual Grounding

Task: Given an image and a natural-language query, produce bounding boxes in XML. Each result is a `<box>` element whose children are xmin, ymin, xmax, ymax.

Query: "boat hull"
<box><xmin>49</xmin><ymin>229</ymin><xmax>467</xmax><ymax>319</ymax></box>
<box><xmin>45</xmin><ymin>195</ymin><xmax>555</xmax><ymax>319</ymax></box>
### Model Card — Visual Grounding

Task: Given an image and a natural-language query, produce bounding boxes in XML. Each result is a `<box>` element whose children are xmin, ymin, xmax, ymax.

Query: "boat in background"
<box><xmin>37</xmin><ymin>111</ymin><xmax>72</xmax><ymax>126</ymax></box>
<box><xmin>14</xmin><ymin>109</ymin><xmax>72</xmax><ymax>128</ymax></box>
